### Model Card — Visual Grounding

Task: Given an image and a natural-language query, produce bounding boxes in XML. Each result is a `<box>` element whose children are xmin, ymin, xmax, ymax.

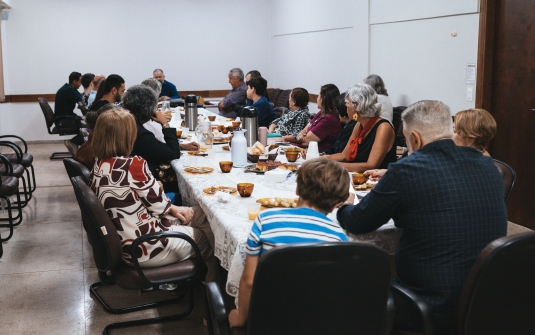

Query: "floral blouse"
<box><xmin>90</xmin><ymin>156</ymin><xmax>174</xmax><ymax>264</ymax></box>
<box><xmin>270</xmin><ymin>106</ymin><xmax>311</xmax><ymax>137</ymax></box>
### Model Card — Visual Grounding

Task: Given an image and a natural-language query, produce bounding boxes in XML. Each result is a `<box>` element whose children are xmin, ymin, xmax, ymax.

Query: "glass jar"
<box><xmin>198</xmin><ymin>122</ymin><xmax>214</xmax><ymax>150</ymax></box>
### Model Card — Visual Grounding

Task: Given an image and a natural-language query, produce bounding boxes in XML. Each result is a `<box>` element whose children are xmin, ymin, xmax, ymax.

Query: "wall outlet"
<box><xmin>466</xmin><ymin>87</ymin><xmax>473</xmax><ymax>102</ymax></box>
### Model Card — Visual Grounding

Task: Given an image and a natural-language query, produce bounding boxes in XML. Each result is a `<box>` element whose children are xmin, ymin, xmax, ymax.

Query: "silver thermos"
<box><xmin>241</xmin><ymin>106</ymin><xmax>258</xmax><ymax>146</ymax></box>
<box><xmin>184</xmin><ymin>95</ymin><xmax>198</xmax><ymax>131</ymax></box>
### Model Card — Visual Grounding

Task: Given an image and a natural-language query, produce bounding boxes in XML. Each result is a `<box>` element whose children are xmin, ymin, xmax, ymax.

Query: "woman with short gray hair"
<box><xmin>364</xmin><ymin>74</ymin><xmax>393</xmax><ymax>122</ymax></box>
<box><xmin>325</xmin><ymin>83</ymin><xmax>396</xmax><ymax>172</ymax></box>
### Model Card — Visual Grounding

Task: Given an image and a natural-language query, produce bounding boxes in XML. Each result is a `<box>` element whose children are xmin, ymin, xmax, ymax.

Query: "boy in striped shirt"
<box><xmin>229</xmin><ymin>159</ymin><xmax>351</xmax><ymax>328</ymax></box>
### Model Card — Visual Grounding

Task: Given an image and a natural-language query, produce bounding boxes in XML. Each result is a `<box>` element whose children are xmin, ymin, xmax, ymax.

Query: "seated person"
<box><xmin>245</xmin><ymin>76</ymin><xmax>275</xmax><ymax>127</ymax></box>
<box><xmin>74</xmin><ymin>104</ymin><xmax>121</xmax><ymax>170</ymax></box>
<box><xmin>453</xmin><ymin>108</ymin><xmax>496</xmax><ymax>157</ymax></box>
<box><xmin>218</xmin><ymin>68</ymin><xmax>247</xmax><ymax>119</ymax></box>
<box><xmin>268</xmin><ymin>87</ymin><xmax>311</xmax><ymax>142</ymax></box>
<box><xmin>122</xmin><ymin>85</ymin><xmax>199</xmax><ymax>206</ymax></box>
<box><xmin>364</xmin><ymin>74</ymin><xmax>393</xmax><ymax>123</ymax></box>
<box><xmin>80</xmin><ymin>73</ymin><xmax>95</xmax><ymax>107</ymax></box>
<box><xmin>153</xmin><ymin>68</ymin><xmax>180</xmax><ymax>101</ymax></box>
<box><xmin>337</xmin><ymin>100</ymin><xmax>507</xmax><ymax>335</ymax></box>
<box><xmin>323</xmin><ymin>93</ymin><xmax>357</xmax><ymax>155</ymax></box>
<box><xmin>90</xmin><ymin>109</ymin><xmax>217</xmax><ymax>281</ymax></box>
<box><xmin>87</xmin><ymin>75</ymin><xmax>105</xmax><ymax>107</ymax></box>
<box><xmin>325</xmin><ymin>83</ymin><xmax>396</xmax><ymax>172</ymax></box>
<box><xmin>141</xmin><ymin>78</ymin><xmax>168</xmax><ymax>143</ymax></box>
<box><xmin>55</xmin><ymin>71</ymin><xmax>84</xmax><ymax>151</ymax></box>
<box><xmin>228</xmin><ymin>158</ymin><xmax>350</xmax><ymax>328</ymax></box>
<box><xmin>295</xmin><ymin>84</ymin><xmax>342</xmax><ymax>153</ymax></box>
<box><xmin>89</xmin><ymin>74</ymin><xmax>126</xmax><ymax>112</ymax></box>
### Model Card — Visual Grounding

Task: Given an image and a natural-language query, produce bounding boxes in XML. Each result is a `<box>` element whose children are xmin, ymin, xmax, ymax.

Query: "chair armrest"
<box><xmin>384</xmin><ymin>292</ymin><xmax>395</xmax><ymax>335</ymax></box>
<box><xmin>391</xmin><ymin>282</ymin><xmax>433</xmax><ymax>335</ymax></box>
<box><xmin>0</xmin><ymin>141</ymin><xmax>22</xmax><ymax>163</ymax></box>
<box><xmin>54</xmin><ymin>115</ymin><xmax>82</xmax><ymax>128</ymax></box>
<box><xmin>0</xmin><ymin>135</ymin><xmax>28</xmax><ymax>153</ymax></box>
<box><xmin>206</xmin><ymin>282</ymin><xmax>231</xmax><ymax>335</ymax></box>
<box><xmin>0</xmin><ymin>154</ymin><xmax>13</xmax><ymax>176</ymax></box>
<box><xmin>129</xmin><ymin>231</ymin><xmax>205</xmax><ymax>286</ymax></box>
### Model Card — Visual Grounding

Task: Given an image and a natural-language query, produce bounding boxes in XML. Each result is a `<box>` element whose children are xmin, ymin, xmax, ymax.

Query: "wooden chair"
<box><xmin>206</xmin><ymin>242</ymin><xmax>394</xmax><ymax>335</ymax></box>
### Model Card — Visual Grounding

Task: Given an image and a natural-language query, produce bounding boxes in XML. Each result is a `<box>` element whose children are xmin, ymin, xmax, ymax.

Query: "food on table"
<box><xmin>353</xmin><ymin>182</ymin><xmax>374</xmax><ymax>190</ymax></box>
<box><xmin>255</xmin><ymin>160</ymin><xmax>282</xmax><ymax>171</ymax></box>
<box><xmin>213</xmin><ymin>137</ymin><xmax>230</xmax><ymax>143</ymax></box>
<box><xmin>246</xmin><ymin>142</ymin><xmax>266</xmax><ymax>155</ymax></box>
<box><xmin>276</xmin><ymin>163</ymin><xmax>298</xmax><ymax>171</ymax></box>
<box><xmin>257</xmin><ymin>197</ymin><xmax>298</xmax><ymax>208</ymax></box>
<box><xmin>268</xmin><ymin>144</ymin><xmax>279</xmax><ymax>152</ymax></box>
<box><xmin>203</xmin><ymin>186</ymin><xmax>237</xmax><ymax>195</ymax></box>
<box><xmin>184</xmin><ymin>166</ymin><xmax>214</xmax><ymax>174</ymax></box>
<box><xmin>187</xmin><ymin>150</ymin><xmax>207</xmax><ymax>156</ymax></box>
<box><xmin>222</xmin><ymin>145</ymin><xmax>230</xmax><ymax>151</ymax></box>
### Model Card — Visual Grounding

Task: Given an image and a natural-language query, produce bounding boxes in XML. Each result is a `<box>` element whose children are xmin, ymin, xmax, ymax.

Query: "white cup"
<box><xmin>181</xmin><ymin>127</ymin><xmax>189</xmax><ymax>139</ymax></box>
<box><xmin>189</xmin><ymin>156</ymin><xmax>199</xmax><ymax>167</ymax></box>
<box><xmin>307</xmin><ymin>141</ymin><xmax>320</xmax><ymax>160</ymax></box>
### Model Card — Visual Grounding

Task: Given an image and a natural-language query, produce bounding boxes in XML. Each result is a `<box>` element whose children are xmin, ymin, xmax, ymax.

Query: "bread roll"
<box><xmin>254</xmin><ymin>142</ymin><xmax>265</xmax><ymax>153</ymax></box>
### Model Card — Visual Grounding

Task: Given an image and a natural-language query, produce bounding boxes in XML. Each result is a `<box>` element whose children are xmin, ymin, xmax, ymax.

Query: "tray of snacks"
<box><xmin>187</xmin><ymin>151</ymin><xmax>208</xmax><ymax>156</ymax></box>
<box><xmin>257</xmin><ymin>197</ymin><xmax>297</xmax><ymax>208</ymax></box>
<box><xmin>203</xmin><ymin>186</ymin><xmax>237</xmax><ymax>195</ymax></box>
<box><xmin>184</xmin><ymin>166</ymin><xmax>214</xmax><ymax>174</ymax></box>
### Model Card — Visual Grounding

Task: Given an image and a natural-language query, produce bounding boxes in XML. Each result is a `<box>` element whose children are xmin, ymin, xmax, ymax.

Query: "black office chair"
<box><xmin>63</xmin><ymin>158</ymin><xmax>91</xmax><ymax>185</ymax></box>
<box><xmin>391</xmin><ymin>232</ymin><xmax>535</xmax><ymax>335</ymax></box>
<box><xmin>0</xmin><ymin>135</ymin><xmax>37</xmax><ymax>202</ymax></box>
<box><xmin>206</xmin><ymin>242</ymin><xmax>394</xmax><ymax>335</ymax></box>
<box><xmin>493</xmin><ymin>159</ymin><xmax>516</xmax><ymax>203</ymax></box>
<box><xmin>70</xmin><ymin>176</ymin><xmax>208</xmax><ymax>335</ymax></box>
<box><xmin>39</xmin><ymin>97</ymin><xmax>80</xmax><ymax>160</ymax></box>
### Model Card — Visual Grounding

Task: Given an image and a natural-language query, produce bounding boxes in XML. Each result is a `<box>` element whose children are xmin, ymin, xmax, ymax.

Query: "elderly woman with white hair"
<box><xmin>325</xmin><ymin>83</ymin><xmax>396</xmax><ymax>172</ymax></box>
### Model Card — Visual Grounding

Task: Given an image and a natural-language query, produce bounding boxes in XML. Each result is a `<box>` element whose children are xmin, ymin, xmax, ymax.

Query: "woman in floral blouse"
<box><xmin>268</xmin><ymin>87</ymin><xmax>310</xmax><ymax>142</ymax></box>
<box><xmin>89</xmin><ymin>108</ymin><xmax>217</xmax><ymax>281</ymax></box>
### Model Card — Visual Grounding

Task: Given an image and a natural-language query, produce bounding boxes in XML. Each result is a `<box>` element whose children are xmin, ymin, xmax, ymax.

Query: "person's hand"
<box><xmin>157</xmin><ymin>180</ymin><xmax>164</xmax><ymax>190</ymax></box>
<box><xmin>345</xmin><ymin>192</ymin><xmax>355</xmax><ymax>205</ymax></box>
<box><xmin>159</xmin><ymin>96</ymin><xmax>170</xmax><ymax>101</ymax></box>
<box><xmin>301</xmin><ymin>149</ymin><xmax>307</xmax><ymax>160</ymax></box>
<box><xmin>296</xmin><ymin>131</ymin><xmax>305</xmax><ymax>143</ymax></box>
<box><xmin>152</xmin><ymin>111</ymin><xmax>168</xmax><ymax>126</ymax></box>
<box><xmin>364</xmin><ymin>169</ymin><xmax>387</xmax><ymax>181</ymax></box>
<box><xmin>180</xmin><ymin>141</ymin><xmax>200</xmax><ymax>151</ymax></box>
<box><xmin>229</xmin><ymin>309</ymin><xmax>247</xmax><ymax>328</ymax></box>
<box><xmin>169</xmin><ymin>206</ymin><xmax>194</xmax><ymax>224</ymax></box>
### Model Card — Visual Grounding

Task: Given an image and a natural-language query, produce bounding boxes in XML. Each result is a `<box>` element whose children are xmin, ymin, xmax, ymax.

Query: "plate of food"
<box><xmin>244</xmin><ymin>165</ymin><xmax>268</xmax><ymax>174</ymax></box>
<box><xmin>203</xmin><ymin>186</ymin><xmax>237</xmax><ymax>195</ymax></box>
<box><xmin>213</xmin><ymin>137</ymin><xmax>231</xmax><ymax>144</ymax></box>
<box><xmin>184</xmin><ymin>166</ymin><xmax>214</xmax><ymax>174</ymax></box>
<box><xmin>222</xmin><ymin>145</ymin><xmax>230</xmax><ymax>151</ymax></box>
<box><xmin>257</xmin><ymin>197</ymin><xmax>297</xmax><ymax>208</ymax></box>
<box><xmin>187</xmin><ymin>151</ymin><xmax>208</xmax><ymax>156</ymax></box>
<box><xmin>276</xmin><ymin>163</ymin><xmax>298</xmax><ymax>172</ymax></box>
<box><xmin>353</xmin><ymin>182</ymin><xmax>375</xmax><ymax>191</ymax></box>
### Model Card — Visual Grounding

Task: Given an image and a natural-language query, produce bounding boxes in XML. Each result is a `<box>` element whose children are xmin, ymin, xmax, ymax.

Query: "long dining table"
<box><xmin>170</xmin><ymin>108</ymin><xmax>403</xmax><ymax>297</ymax></box>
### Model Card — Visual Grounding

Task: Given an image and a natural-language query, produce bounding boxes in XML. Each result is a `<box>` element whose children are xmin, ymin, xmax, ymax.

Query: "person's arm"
<box><xmin>338</xmin><ymin>122</ymin><xmax>395</xmax><ymax>172</ymax></box>
<box><xmin>219</xmin><ymin>90</ymin><xmax>246</xmax><ymax>112</ymax></box>
<box><xmin>295</xmin><ymin>122</ymin><xmax>311</xmax><ymax>142</ymax></box>
<box><xmin>168</xmin><ymin>83</ymin><xmax>180</xmax><ymax>99</ymax></box>
<box><xmin>300</xmin><ymin>131</ymin><xmax>321</xmax><ymax>147</ymax></box>
<box><xmin>337</xmin><ymin>166</ymin><xmax>402</xmax><ymax>234</ymax></box>
<box><xmin>290</xmin><ymin>112</ymin><xmax>310</xmax><ymax>140</ymax></box>
<box><xmin>364</xmin><ymin>169</ymin><xmax>387</xmax><ymax>181</ymax></box>
<box><xmin>134</xmin><ymin>125</ymin><xmax>181</xmax><ymax>163</ymax></box>
<box><xmin>129</xmin><ymin>157</ymin><xmax>172</xmax><ymax>216</ymax></box>
<box><xmin>228</xmin><ymin>255</ymin><xmax>259</xmax><ymax>328</ymax></box>
<box><xmin>268</xmin><ymin>123</ymin><xmax>277</xmax><ymax>133</ymax></box>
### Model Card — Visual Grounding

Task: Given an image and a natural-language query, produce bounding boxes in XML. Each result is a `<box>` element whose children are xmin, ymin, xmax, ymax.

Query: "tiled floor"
<box><xmin>0</xmin><ymin>143</ymin><xmax>208</xmax><ymax>335</ymax></box>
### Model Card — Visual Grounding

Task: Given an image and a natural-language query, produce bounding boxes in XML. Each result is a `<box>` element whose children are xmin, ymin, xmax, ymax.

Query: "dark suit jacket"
<box><xmin>337</xmin><ymin>139</ymin><xmax>507</xmax><ymax>334</ymax></box>
<box><xmin>131</xmin><ymin>125</ymin><xmax>181</xmax><ymax>178</ymax></box>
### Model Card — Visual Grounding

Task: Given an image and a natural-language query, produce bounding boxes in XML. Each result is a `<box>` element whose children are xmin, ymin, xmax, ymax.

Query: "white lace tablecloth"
<box><xmin>171</xmin><ymin>111</ymin><xmax>402</xmax><ymax>297</ymax></box>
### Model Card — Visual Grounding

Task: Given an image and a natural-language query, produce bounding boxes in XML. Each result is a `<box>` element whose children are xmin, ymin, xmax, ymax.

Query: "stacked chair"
<box><xmin>0</xmin><ymin>135</ymin><xmax>36</xmax><ymax>205</ymax></box>
<box><xmin>69</xmin><ymin>176</ymin><xmax>210</xmax><ymax>335</ymax></box>
<box><xmin>0</xmin><ymin>154</ymin><xmax>23</xmax><ymax>255</ymax></box>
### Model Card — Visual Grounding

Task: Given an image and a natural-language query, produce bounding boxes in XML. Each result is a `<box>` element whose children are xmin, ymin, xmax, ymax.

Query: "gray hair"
<box><xmin>141</xmin><ymin>78</ymin><xmax>162</xmax><ymax>98</ymax></box>
<box><xmin>122</xmin><ymin>84</ymin><xmax>158</xmax><ymax>124</ymax></box>
<box><xmin>229</xmin><ymin>68</ymin><xmax>244</xmax><ymax>82</ymax></box>
<box><xmin>363</xmin><ymin>74</ymin><xmax>388</xmax><ymax>96</ymax></box>
<box><xmin>346</xmin><ymin>83</ymin><xmax>382</xmax><ymax>118</ymax></box>
<box><xmin>153</xmin><ymin>68</ymin><xmax>164</xmax><ymax>74</ymax></box>
<box><xmin>402</xmin><ymin>100</ymin><xmax>453</xmax><ymax>143</ymax></box>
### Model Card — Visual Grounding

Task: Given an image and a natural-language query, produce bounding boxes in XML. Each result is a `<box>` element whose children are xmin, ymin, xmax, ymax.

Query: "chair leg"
<box><xmin>0</xmin><ymin>195</ymin><xmax>15</xmax><ymax>242</ymax></box>
<box><xmin>50</xmin><ymin>152</ymin><xmax>73</xmax><ymax>160</ymax></box>
<box><xmin>90</xmin><ymin>281</ymin><xmax>189</xmax><ymax>315</ymax></box>
<box><xmin>29</xmin><ymin>165</ymin><xmax>37</xmax><ymax>193</ymax></box>
<box><xmin>103</xmin><ymin>285</ymin><xmax>197</xmax><ymax>335</ymax></box>
<box><xmin>0</xmin><ymin>191</ymin><xmax>23</xmax><ymax>226</ymax></box>
<box><xmin>13</xmin><ymin>177</ymin><xmax>30</xmax><ymax>208</ymax></box>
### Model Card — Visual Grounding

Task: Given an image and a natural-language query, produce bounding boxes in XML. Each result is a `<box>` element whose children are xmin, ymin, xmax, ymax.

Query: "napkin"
<box><xmin>214</xmin><ymin>191</ymin><xmax>231</xmax><ymax>203</ymax></box>
<box><xmin>265</xmin><ymin>169</ymin><xmax>292</xmax><ymax>183</ymax></box>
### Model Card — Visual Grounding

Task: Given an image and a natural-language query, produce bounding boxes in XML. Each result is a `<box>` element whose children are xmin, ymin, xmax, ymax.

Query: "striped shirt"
<box><xmin>246</xmin><ymin>207</ymin><xmax>348</xmax><ymax>256</ymax></box>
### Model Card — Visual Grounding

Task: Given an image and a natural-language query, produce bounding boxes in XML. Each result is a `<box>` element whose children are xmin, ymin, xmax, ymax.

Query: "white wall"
<box><xmin>369</xmin><ymin>0</ymin><xmax>480</xmax><ymax>114</ymax></box>
<box><xmin>269</xmin><ymin>0</ymin><xmax>369</xmax><ymax>115</ymax></box>
<box><xmin>0</xmin><ymin>0</ymin><xmax>271</xmax><ymax>140</ymax></box>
